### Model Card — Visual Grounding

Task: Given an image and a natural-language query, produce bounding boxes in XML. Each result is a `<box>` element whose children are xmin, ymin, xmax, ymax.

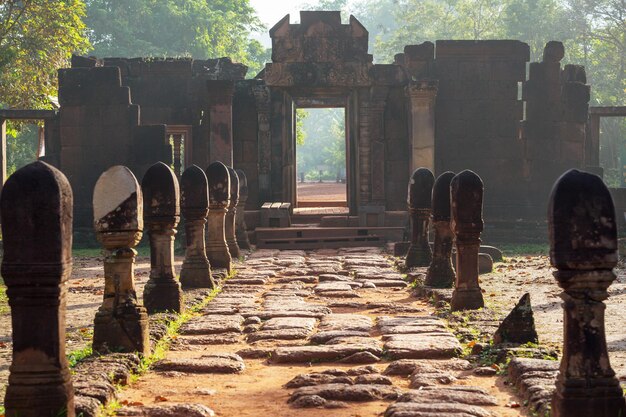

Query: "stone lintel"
<box><xmin>264</xmin><ymin>62</ymin><xmax>372</xmax><ymax>87</ymax></box>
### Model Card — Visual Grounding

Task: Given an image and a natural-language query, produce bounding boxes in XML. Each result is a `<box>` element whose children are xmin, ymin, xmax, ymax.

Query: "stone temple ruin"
<box><xmin>1</xmin><ymin>9</ymin><xmax>626</xmax><ymax>417</ymax></box>
<box><xmin>0</xmin><ymin>11</ymin><xmax>598</xmax><ymax>243</ymax></box>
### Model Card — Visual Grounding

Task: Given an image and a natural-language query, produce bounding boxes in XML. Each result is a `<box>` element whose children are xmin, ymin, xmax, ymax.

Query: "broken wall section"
<box><xmin>400</xmin><ymin>40</ymin><xmax>590</xmax><ymax>224</ymax></box>
<box><xmin>522</xmin><ymin>41</ymin><xmax>590</xmax><ymax>214</ymax></box>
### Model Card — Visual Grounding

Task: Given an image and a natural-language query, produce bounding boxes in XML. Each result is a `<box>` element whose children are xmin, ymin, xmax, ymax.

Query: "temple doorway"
<box><xmin>295</xmin><ymin>107</ymin><xmax>348</xmax><ymax>213</ymax></box>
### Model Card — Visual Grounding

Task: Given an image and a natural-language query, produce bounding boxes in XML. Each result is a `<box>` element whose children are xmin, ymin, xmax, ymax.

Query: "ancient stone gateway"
<box><xmin>259</xmin><ymin>11</ymin><xmax>405</xmax><ymax>214</ymax></box>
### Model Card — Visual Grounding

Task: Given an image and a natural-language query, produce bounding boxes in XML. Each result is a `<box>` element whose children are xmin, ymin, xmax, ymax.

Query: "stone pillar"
<box><xmin>180</xmin><ymin>165</ymin><xmax>214</xmax><ymax>289</ymax></box>
<box><xmin>92</xmin><ymin>166</ymin><xmax>150</xmax><ymax>356</ymax></box>
<box><xmin>406</xmin><ymin>80</ymin><xmax>438</xmax><ymax>173</ymax></box>
<box><xmin>358</xmin><ymin>88</ymin><xmax>372</xmax><ymax>205</ymax></box>
<box><xmin>369</xmin><ymin>86</ymin><xmax>388</xmax><ymax>203</ymax></box>
<box><xmin>1</xmin><ymin>161</ymin><xmax>75</xmax><ymax>417</ymax></box>
<box><xmin>225</xmin><ymin>166</ymin><xmax>241</xmax><ymax>259</ymax></box>
<box><xmin>235</xmin><ymin>168</ymin><xmax>252</xmax><ymax>250</ymax></box>
<box><xmin>425</xmin><ymin>171</ymin><xmax>456</xmax><ymax>288</ymax></box>
<box><xmin>405</xmin><ymin>167</ymin><xmax>434</xmax><ymax>268</ymax></box>
<box><xmin>450</xmin><ymin>170</ymin><xmax>485</xmax><ymax>311</ymax></box>
<box><xmin>252</xmin><ymin>85</ymin><xmax>272</xmax><ymax>203</ymax></box>
<box><xmin>205</xmin><ymin>161</ymin><xmax>232</xmax><ymax>272</ymax></box>
<box><xmin>548</xmin><ymin>169</ymin><xmax>626</xmax><ymax>417</ymax></box>
<box><xmin>208</xmin><ymin>81</ymin><xmax>235</xmax><ymax>166</ymax></box>
<box><xmin>141</xmin><ymin>162</ymin><xmax>183</xmax><ymax>314</ymax></box>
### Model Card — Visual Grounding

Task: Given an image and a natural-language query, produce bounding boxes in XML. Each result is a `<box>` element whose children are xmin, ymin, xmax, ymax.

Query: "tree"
<box><xmin>84</xmin><ymin>0</ymin><xmax>265</xmax><ymax>75</ymax></box>
<box><xmin>369</xmin><ymin>0</ymin><xmax>508</xmax><ymax>62</ymax></box>
<box><xmin>502</xmin><ymin>0</ymin><xmax>568</xmax><ymax>60</ymax></box>
<box><xmin>296</xmin><ymin>108</ymin><xmax>346</xmax><ymax>180</ymax></box>
<box><xmin>296</xmin><ymin>109</ymin><xmax>309</xmax><ymax>146</ymax></box>
<box><xmin>303</xmin><ymin>0</ymin><xmax>349</xmax><ymax>13</ymax></box>
<box><xmin>0</xmin><ymin>0</ymin><xmax>90</xmax><ymax>109</ymax></box>
<box><xmin>6</xmin><ymin>124</ymin><xmax>39</xmax><ymax>175</ymax></box>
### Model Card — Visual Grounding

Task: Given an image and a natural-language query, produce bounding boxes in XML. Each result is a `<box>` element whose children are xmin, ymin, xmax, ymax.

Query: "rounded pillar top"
<box><xmin>141</xmin><ymin>162</ymin><xmax>180</xmax><ymax>220</ymax></box>
<box><xmin>549</xmin><ymin>169</ymin><xmax>617</xmax><ymax>271</ymax></box>
<box><xmin>450</xmin><ymin>170</ymin><xmax>484</xmax><ymax>232</ymax></box>
<box><xmin>235</xmin><ymin>169</ymin><xmax>248</xmax><ymax>200</ymax></box>
<box><xmin>543</xmin><ymin>41</ymin><xmax>564</xmax><ymax>62</ymax></box>
<box><xmin>181</xmin><ymin>165</ymin><xmax>209</xmax><ymax>212</ymax></box>
<box><xmin>1</xmin><ymin>161</ymin><xmax>73</xmax><ymax>267</ymax></box>
<box><xmin>206</xmin><ymin>161</ymin><xmax>231</xmax><ymax>209</ymax></box>
<box><xmin>407</xmin><ymin>167</ymin><xmax>435</xmax><ymax>209</ymax></box>
<box><xmin>432</xmin><ymin>171</ymin><xmax>455</xmax><ymax>221</ymax></box>
<box><xmin>226</xmin><ymin>166</ymin><xmax>240</xmax><ymax>209</ymax></box>
<box><xmin>93</xmin><ymin>165</ymin><xmax>143</xmax><ymax>234</ymax></box>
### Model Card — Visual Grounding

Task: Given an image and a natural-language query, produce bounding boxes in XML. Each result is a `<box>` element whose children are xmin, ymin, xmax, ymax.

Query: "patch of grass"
<box><xmin>68</xmin><ymin>345</ymin><xmax>94</xmax><ymax>368</ymax></box>
<box><xmin>498</xmin><ymin>243</ymin><xmax>549</xmax><ymax>257</ymax></box>
<box><xmin>101</xmin><ymin>399</ymin><xmax>122</xmax><ymax>416</ymax></box>
<box><xmin>476</xmin><ymin>342</ymin><xmax>499</xmax><ymax>367</ymax></box>
<box><xmin>133</xmin><ymin>285</ymin><xmax>223</xmax><ymax>380</ymax></box>
<box><xmin>73</xmin><ymin>246</ymin><xmax>150</xmax><ymax>258</ymax></box>
<box><xmin>0</xmin><ymin>280</ymin><xmax>8</xmax><ymax>315</ymax></box>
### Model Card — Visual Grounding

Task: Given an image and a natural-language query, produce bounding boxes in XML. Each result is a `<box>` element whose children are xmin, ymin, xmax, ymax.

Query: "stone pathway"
<box><xmin>116</xmin><ymin>248</ymin><xmax>528</xmax><ymax>416</ymax></box>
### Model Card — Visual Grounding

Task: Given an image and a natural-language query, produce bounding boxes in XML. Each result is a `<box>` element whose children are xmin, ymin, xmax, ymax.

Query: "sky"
<box><xmin>249</xmin><ymin>0</ymin><xmax>311</xmax><ymax>46</ymax></box>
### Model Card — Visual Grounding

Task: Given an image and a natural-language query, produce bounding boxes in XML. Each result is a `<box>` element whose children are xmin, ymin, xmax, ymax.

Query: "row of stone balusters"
<box><xmin>405</xmin><ymin>168</ymin><xmax>485</xmax><ymax>311</ymax></box>
<box><xmin>405</xmin><ymin>167</ymin><xmax>626</xmax><ymax>417</ymax></box>
<box><xmin>0</xmin><ymin>160</ymin><xmax>250</xmax><ymax>416</ymax></box>
<box><xmin>91</xmin><ymin>161</ymin><xmax>250</xmax><ymax>356</ymax></box>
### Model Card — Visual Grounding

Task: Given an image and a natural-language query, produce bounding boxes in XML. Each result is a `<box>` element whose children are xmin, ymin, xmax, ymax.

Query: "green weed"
<box><xmin>0</xmin><ymin>281</ymin><xmax>8</xmax><ymax>315</ymax></box>
<box><xmin>498</xmin><ymin>243</ymin><xmax>549</xmax><ymax>257</ymax></box>
<box><xmin>133</xmin><ymin>285</ymin><xmax>222</xmax><ymax>380</ymax></box>
<box><xmin>73</xmin><ymin>247</ymin><xmax>151</xmax><ymax>258</ymax></box>
<box><xmin>68</xmin><ymin>345</ymin><xmax>94</xmax><ymax>368</ymax></box>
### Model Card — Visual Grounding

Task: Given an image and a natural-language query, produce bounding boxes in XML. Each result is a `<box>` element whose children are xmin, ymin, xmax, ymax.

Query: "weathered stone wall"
<box><xmin>55</xmin><ymin>56</ymin><xmax>246</xmax><ymax>233</ymax></box>
<box><xmin>430</xmin><ymin>40</ymin><xmax>529</xmax><ymax>219</ymax></box>
<box><xmin>233</xmin><ymin>80</ymin><xmax>262</xmax><ymax>210</ymax></box>
<box><xmin>399</xmin><ymin>40</ymin><xmax>589</xmax><ymax>221</ymax></box>
<box><xmin>72</xmin><ymin>56</ymin><xmax>246</xmax><ymax>169</ymax></box>
<box><xmin>522</xmin><ymin>43</ymin><xmax>590</xmax><ymax>217</ymax></box>
<box><xmin>384</xmin><ymin>85</ymin><xmax>410</xmax><ymax>210</ymax></box>
<box><xmin>57</xmin><ymin>65</ymin><xmax>140</xmax><ymax>229</ymax></box>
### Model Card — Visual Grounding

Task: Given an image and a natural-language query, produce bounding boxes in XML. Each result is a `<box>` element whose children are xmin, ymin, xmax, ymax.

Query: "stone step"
<box><xmin>270</xmin><ymin>341</ymin><xmax>383</xmax><ymax>363</ymax></box>
<box><xmin>255</xmin><ymin>226</ymin><xmax>405</xmax><ymax>249</ymax></box>
<box><xmin>153</xmin><ymin>353</ymin><xmax>245</xmax><ymax>374</ymax></box>
<box><xmin>116</xmin><ymin>403</ymin><xmax>215</xmax><ymax>416</ymax></box>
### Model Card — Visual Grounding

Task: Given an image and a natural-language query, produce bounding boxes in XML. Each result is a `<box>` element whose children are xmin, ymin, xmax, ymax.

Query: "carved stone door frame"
<box><xmin>166</xmin><ymin>124</ymin><xmax>192</xmax><ymax>177</ymax></box>
<box><xmin>288</xmin><ymin>89</ymin><xmax>358</xmax><ymax>214</ymax></box>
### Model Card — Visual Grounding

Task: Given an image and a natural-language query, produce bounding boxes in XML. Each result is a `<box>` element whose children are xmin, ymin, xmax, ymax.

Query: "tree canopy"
<box><xmin>297</xmin><ymin>108</ymin><xmax>346</xmax><ymax>181</ymax></box>
<box><xmin>0</xmin><ymin>0</ymin><xmax>623</xmax><ymax>180</ymax></box>
<box><xmin>85</xmin><ymin>0</ymin><xmax>267</xmax><ymax>74</ymax></box>
<box><xmin>0</xmin><ymin>0</ymin><xmax>90</xmax><ymax>109</ymax></box>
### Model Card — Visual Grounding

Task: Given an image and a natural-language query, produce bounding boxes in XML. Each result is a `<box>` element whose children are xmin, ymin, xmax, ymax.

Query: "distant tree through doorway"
<box><xmin>296</xmin><ymin>107</ymin><xmax>347</xmax><ymax>208</ymax></box>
